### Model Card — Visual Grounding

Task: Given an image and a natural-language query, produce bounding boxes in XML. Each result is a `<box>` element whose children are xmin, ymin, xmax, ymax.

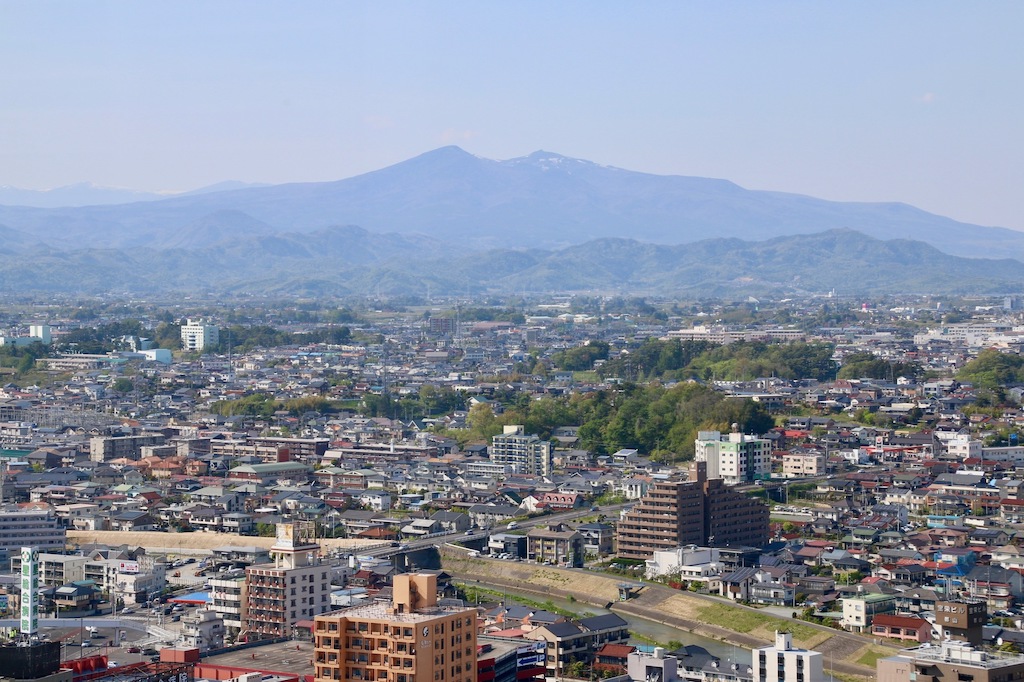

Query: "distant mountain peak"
<box><xmin>502</xmin><ymin>149</ymin><xmax>601</xmax><ymax>173</ymax></box>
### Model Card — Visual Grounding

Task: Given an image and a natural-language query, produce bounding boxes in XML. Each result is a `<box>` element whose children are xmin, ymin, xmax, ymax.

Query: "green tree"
<box><xmin>958</xmin><ymin>348</ymin><xmax>1024</xmax><ymax>389</ymax></box>
<box><xmin>552</xmin><ymin>341</ymin><xmax>610</xmax><ymax>371</ymax></box>
<box><xmin>466</xmin><ymin>403</ymin><xmax>502</xmax><ymax>442</ymax></box>
<box><xmin>111</xmin><ymin>378</ymin><xmax>135</xmax><ymax>393</ymax></box>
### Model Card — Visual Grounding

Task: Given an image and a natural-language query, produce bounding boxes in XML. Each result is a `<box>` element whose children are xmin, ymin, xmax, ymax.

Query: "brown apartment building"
<box><xmin>617</xmin><ymin>462</ymin><xmax>768</xmax><ymax>560</ymax></box>
<box><xmin>314</xmin><ymin>573</ymin><xmax>478</xmax><ymax>682</ymax></box>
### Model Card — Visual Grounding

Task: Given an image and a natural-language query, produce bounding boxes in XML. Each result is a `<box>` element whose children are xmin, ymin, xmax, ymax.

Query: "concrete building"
<box><xmin>644</xmin><ymin>546</ymin><xmax>722</xmax><ymax>580</ymax></box>
<box><xmin>313</xmin><ymin>573</ymin><xmax>477</xmax><ymax>682</ymax></box>
<box><xmin>841</xmin><ymin>592</ymin><xmax>897</xmax><ymax>633</ymax></box>
<box><xmin>694</xmin><ymin>430</ymin><xmax>771</xmax><ymax>485</ymax></box>
<box><xmin>526</xmin><ymin>523</ymin><xmax>583</xmax><ymax>567</ymax></box>
<box><xmin>617</xmin><ymin>463</ymin><xmax>768</xmax><ymax>560</ymax></box>
<box><xmin>933</xmin><ymin>599</ymin><xmax>986</xmax><ymax>646</ymax></box>
<box><xmin>244</xmin><ymin>523</ymin><xmax>332</xmax><ymax>640</ymax></box>
<box><xmin>0</xmin><ymin>506</ymin><xmax>65</xmax><ymax>557</ymax></box>
<box><xmin>490</xmin><ymin>425</ymin><xmax>552</xmax><ymax>476</ymax></box>
<box><xmin>209</xmin><ymin>574</ymin><xmax>246</xmax><ymax>639</ymax></box>
<box><xmin>626</xmin><ymin>647</ymin><xmax>678</xmax><ymax>682</ymax></box>
<box><xmin>181</xmin><ymin>608</ymin><xmax>227</xmax><ymax>653</ymax></box>
<box><xmin>877</xmin><ymin>640</ymin><xmax>1024</xmax><ymax>682</ymax></box>
<box><xmin>89</xmin><ymin>433</ymin><xmax>166</xmax><ymax>462</ymax></box>
<box><xmin>753</xmin><ymin>631</ymin><xmax>823</xmax><ymax>682</ymax></box>
<box><xmin>665</xmin><ymin>326</ymin><xmax>805</xmax><ymax>345</ymax></box>
<box><xmin>181</xmin><ymin>318</ymin><xmax>220</xmax><ymax>351</ymax></box>
<box><xmin>28</xmin><ymin>325</ymin><xmax>51</xmax><ymax>344</ymax></box>
<box><xmin>781</xmin><ymin>451</ymin><xmax>826</xmax><ymax>478</ymax></box>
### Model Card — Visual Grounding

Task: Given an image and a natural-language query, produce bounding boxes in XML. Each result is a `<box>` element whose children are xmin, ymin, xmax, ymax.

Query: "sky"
<box><xmin>2</xmin><ymin>2</ymin><xmax>1022</xmax><ymax>230</ymax></box>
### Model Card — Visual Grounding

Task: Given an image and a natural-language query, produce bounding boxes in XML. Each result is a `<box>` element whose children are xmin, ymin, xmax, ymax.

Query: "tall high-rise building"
<box><xmin>490</xmin><ymin>425</ymin><xmax>551</xmax><ymax>477</ymax></box>
<box><xmin>180</xmin><ymin>318</ymin><xmax>220</xmax><ymax>351</ymax></box>
<box><xmin>694</xmin><ymin>430</ymin><xmax>771</xmax><ymax>485</ymax></box>
<box><xmin>616</xmin><ymin>462</ymin><xmax>768</xmax><ymax>560</ymax></box>
<box><xmin>314</xmin><ymin>573</ymin><xmax>478</xmax><ymax>682</ymax></box>
<box><xmin>244</xmin><ymin>523</ymin><xmax>331</xmax><ymax>640</ymax></box>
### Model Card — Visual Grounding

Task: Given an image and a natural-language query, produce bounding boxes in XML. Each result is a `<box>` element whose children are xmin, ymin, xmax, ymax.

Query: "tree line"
<box><xmin>453</xmin><ymin>382</ymin><xmax>774</xmax><ymax>462</ymax></box>
<box><xmin>564</xmin><ymin>338</ymin><xmax>839</xmax><ymax>382</ymax></box>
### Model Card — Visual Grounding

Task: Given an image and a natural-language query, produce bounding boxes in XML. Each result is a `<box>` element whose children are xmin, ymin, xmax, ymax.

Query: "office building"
<box><xmin>313</xmin><ymin>573</ymin><xmax>477</xmax><ymax>682</ymax></box>
<box><xmin>933</xmin><ymin>599</ymin><xmax>986</xmax><ymax>646</ymax></box>
<box><xmin>244</xmin><ymin>523</ymin><xmax>331</xmax><ymax>640</ymax></box>
<box><xmin>753</xmin><ymin>631</ymin><xmax>823</xmax><ymax>682</ymax></box>
<box><xmin>694</xmin><ymin>430</ymin><xmax>771</xmax><ymax>485</ymax></box>
<box><xmin>616</xmin><ymin>463</ymin><xmax>768</xmax><ymax>560</ymax></box>
<box><xmin>181</xmin><ymin>318</ymin><xmax>220</xmax><ymax>351</ymax></box>
<box><xmin>490</xmin><ymin>425</ymin><xmax>551</xmax><ymax>477</ymax></box>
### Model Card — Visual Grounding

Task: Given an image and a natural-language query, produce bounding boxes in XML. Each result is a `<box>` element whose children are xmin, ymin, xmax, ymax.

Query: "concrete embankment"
<box><xmin>440</xmin><ymin>550</ymin><xmax>892</xmax><ymax>680</ymax></box>
<box><xmin>67</xmin><ymin>530</ymin><xmax>380</xmax><ymax>553</ymax></box>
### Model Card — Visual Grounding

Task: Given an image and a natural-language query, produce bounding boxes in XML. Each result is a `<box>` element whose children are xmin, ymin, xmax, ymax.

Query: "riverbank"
<box><xmin>440</xmin><ymin>549</ymin><xmax>891</xmax><ymax>681</ymax></box>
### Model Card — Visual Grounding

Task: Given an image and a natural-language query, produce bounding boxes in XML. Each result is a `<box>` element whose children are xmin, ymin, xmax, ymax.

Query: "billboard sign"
<box><xmin>20</xmin><ymin>547</ymin><xmax>38</xmax><ymax>636</ymax></box>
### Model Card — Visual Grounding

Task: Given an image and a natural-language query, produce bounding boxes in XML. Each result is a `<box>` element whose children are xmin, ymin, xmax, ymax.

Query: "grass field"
<box><xmin>695</xmin><ymin>603</ymin><xmax>821</xmax><ymax>643</ymax></box>
<box><xmin>855</xmin><ymin>647</ymin><xmax>890</xmax><ymax>668</ymax></box>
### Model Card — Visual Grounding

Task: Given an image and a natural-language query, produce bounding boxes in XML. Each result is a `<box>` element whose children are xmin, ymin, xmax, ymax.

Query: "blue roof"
<box><xmin>170</xmin><ymin>591</ymin><xmax>210</xmax><ymax>604</ymax></box>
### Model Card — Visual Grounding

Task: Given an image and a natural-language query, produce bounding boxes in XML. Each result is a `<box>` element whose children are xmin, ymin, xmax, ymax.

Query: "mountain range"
<box><xmin>0</xmin><ymin>147</ymin><xmax>1020</xmax><ymax>297</ymax></box>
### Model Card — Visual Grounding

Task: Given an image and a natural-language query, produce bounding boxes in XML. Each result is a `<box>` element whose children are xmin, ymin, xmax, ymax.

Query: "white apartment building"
<box><xmin>753</xmin><ymin>631</ymin><xmax>824</xmax><ymax>682</ymax></box>
<box><xmin>464</xmin><ymin>460</ymin><xmax>514</xmax><ymax>478</ymax></box>
<box><xmin>490</xmin><ymin>425</ymin><xmax>552</xmax><ymax>477</ymax></box>
<box><xmin>181</xmin><ymin>318</ymin><xmax>220</xmax><ymax>351</ymax></box>
<box><xmin>947</xmin><ymin>436</ymin><xmax>983</xmax><ymax>461</ymax></box>
<box><xmin>665</xmin><ymin>325</ymin><xmax>804</xmax><ymax>345</ymax></box>
<box><xmin>694</xmin><ymin>430</ymin><xmax>771</xmax><ymax>484</ymax></box>
<box><xmin>209</xmin><ymin>574</ymin><xmax>246</xmax><ymax>638</ymax></box>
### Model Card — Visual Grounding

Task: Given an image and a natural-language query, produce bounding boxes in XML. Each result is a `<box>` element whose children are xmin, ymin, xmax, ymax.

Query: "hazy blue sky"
<box><xmin>2</xmin><ymin>2</ymin><xmax>1022</xmax><ymax>230</ymax></box>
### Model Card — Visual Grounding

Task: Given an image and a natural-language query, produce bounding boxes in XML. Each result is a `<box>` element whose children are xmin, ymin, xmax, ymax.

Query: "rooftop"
<box><xmin>900</xmin><ymin>641</ymin><xmax>1024</xmax><ymax>670</ymax></box>
<box><xmin>319</xmin><ymin>601</ymin><xmax>474</xmax><ymax>624</ymax></box>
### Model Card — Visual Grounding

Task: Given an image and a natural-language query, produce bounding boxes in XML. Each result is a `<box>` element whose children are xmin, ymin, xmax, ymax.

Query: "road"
<box><xmin>438</xmin><ymin>549</ymin><xmax>887</xmax><ymax>680</ymax></box>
